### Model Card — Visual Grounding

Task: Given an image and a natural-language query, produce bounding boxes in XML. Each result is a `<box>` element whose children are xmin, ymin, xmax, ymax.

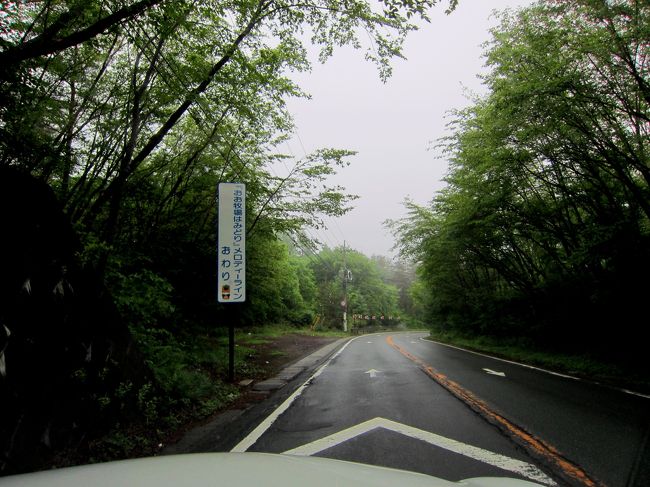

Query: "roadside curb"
<box><xmin>251</xmin><ymin>338</ymin><xmax>349</xmax><ymax>392</ymax></box>
<box><xmin>161</xmin><ymin>336</ymin><xmax>351</xmax><ymax>455</ymax></box>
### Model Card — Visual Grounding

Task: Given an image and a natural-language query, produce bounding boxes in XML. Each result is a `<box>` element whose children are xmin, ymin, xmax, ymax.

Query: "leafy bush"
<box><xmin>130</xmin><ymin>327</ymin><xmax>220</xmax><ymax>400</ymax></box>
<box><xmin>111</xmin><ymin>270</ymin><xmax>175</xmax><ymax>327</ymax></box>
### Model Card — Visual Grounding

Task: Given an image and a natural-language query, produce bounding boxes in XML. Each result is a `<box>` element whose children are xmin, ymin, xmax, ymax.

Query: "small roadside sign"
<box><xmin>218</xmin><ymin>182</ymin><xmax>246</xmax><ymax>303</ymax></box>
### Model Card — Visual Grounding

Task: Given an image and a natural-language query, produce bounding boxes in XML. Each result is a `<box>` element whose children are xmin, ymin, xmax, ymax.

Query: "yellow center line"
<box><xmin>386</xmin><ymin>335</ymin><xmax>600</xmax><ymax>487</ymax></box>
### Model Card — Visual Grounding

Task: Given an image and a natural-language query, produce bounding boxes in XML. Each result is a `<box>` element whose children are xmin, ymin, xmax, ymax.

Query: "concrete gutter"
<box><xmin>251</xmin><ymin>338</ymin><xmax>348</xmax><ymax>392</ymax></box>
<box><xmin>162</xmin><ymin>337</ymin><xmax>350</xmax><ymax>455</ymax></box>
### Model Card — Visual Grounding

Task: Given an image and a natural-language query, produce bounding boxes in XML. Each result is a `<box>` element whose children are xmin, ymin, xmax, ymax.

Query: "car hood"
<box><xmin>0</xmin><ymin>452</ymin><xmax>545</xmax><ymax>487</ymax></box>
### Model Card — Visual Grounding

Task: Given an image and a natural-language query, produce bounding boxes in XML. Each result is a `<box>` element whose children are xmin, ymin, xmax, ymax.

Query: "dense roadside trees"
<box><xmin>1</xmin><ymin>0</ymin><xmax>442</xmax><ymax>473</ymax></box>
<box><xmin>0</xmin><ymin>0</ymin><xmax>450</xmax><ymax>321</ymax></box>
<box><xmin>308</xmin><ymin>247</ymin><xmax>402</xmax><ymax>328</ymax></box>
<box><xmin>390</xmin><ymin>0</ymin><xmax>649</xmax><ymax>364</ymax></box>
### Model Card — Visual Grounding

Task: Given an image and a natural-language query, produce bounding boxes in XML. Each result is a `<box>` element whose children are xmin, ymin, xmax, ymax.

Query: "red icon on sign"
<box><xmin>221</xmin><ymin>284</ymin><xmax>231</xmax><ymax>300</ymax></box>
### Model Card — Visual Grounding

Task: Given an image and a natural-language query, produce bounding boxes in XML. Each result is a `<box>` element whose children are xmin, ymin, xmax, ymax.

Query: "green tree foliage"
<box><xmin>371</xmin><ymin>255</ymin><xmax>417</xmax><ymax>316</ymax></box>
<box><xmin>390</xmin><ymin>0</ymin><xmax>649</xmax><ymax>364</ymax></box>
<box><xmin>310</xmin><ymin>247</ymin><xmax>400</xmax><ymax>328</ymax></box>
<box><xmin>243</xmin><ymin>237</ymin><xmax>318</xmax><ymax>326</ymax></box>
<box><xmin>0</xmin><ymin>0</ymin><xmax>456</xmax><ymax>470</ymax></box>
<box><xmin>0</xmin><ymin>0</ymin><xmax>440</xmax><ymax>333</ymax></box>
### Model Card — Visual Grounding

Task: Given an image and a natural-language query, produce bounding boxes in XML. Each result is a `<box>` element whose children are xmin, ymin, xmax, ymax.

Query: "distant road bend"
<box><xmin>225</xmin><ymin>332</ymin><xmax>649</xmax><ymax>486</ymax></box>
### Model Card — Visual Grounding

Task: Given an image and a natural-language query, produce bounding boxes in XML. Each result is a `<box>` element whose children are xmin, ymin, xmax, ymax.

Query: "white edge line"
<box><xmin>230</xmin><ymin>335</ymin><xmax>360</xmax><ymax>452</ymax></box>
<box><xmin>419</xmin><ymin>336</ymin><xmax>650</xmax><ymax>400</ymax></box>
<box><xmin>418</xmin><ymin>337</ymin><xmax>577</xmax><ymax>380</ymax></box>
<box><xmin>283</xmin><ymin>417</ymin><xmax>555</xmax><ymax>486</ymax></box>
<box><xmin>622</xmin><ymin>389</ymin><xmax>650</xmax><ymax>399</ymax></box>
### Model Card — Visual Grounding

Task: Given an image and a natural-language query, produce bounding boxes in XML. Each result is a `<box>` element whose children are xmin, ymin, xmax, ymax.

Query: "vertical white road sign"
<box><xmin>218</xmin><ymin>183</ymin><xmax>246</xmax><ymax>302</ymax></box>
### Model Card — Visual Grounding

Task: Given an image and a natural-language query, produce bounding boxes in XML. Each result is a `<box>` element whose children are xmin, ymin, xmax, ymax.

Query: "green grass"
<box><xmin>238</xmin><ymin>336</ymin><xmax>272</xmax><ymax>345</ymax></box>
<box><xmin>297</xmin><ymin>328</ymin><xmax>349</xmax><ymax>338</ymax></box>
<box><xmin>244</xmin><ymin>323</ymin><xmax>349</xmax><ymax>339</ymax></box>
<box><xmin>426</xmin><ymin>331</ymin><xmax>650</xmax><ymax>394</ymax></box>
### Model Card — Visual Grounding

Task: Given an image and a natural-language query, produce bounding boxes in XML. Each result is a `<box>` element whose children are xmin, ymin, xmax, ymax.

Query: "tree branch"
<box><xmin>0</xmin><ymin>0</ymin><xmax>165</xmax><ymax>68</ymax></box>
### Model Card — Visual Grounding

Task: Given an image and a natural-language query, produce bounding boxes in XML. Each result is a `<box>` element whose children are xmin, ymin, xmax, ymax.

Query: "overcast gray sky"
<box><xmin>284</xmin><ymin>0</ymin><xmax>535</xmax><ymax>257</ymax></box>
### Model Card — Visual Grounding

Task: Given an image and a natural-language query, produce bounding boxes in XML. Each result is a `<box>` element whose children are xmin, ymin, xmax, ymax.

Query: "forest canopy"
<box><xmin>390</xmin><ymin>0</ymin><xmax>649</xmax><ymax>364</ymax></box>
<box><xmin>0</xmin><ymin>0</ymin><xmax>438</xmax><ymax>472</ymax></box>
<box><xmin>0</xmin><ymin>0</ymin><xmax>445</xmax><ymax>325</ymax></box>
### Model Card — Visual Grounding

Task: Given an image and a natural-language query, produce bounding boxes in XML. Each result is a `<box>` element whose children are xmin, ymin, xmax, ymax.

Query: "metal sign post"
<box><xmin>217</xmin><ymin>183</ymin><xmax>246</xmax><ymax>382</ymax></box>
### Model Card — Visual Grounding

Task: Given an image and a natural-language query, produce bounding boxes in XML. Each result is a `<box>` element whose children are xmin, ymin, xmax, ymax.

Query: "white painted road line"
<box><xmin>283</xmin><ymin>417</ymin><xmax>555</xmax><ymax>486</ymax></box>
<box><xmin>230</xmin><ymin>336</ymin><xmax>359</xmax><ymax>452</ymax></box>
<box><xmin>420</xmin><ymin>337</ymin><xmax>582</xmax><ymax>380</ymax></box>
<box><xmin>418</xmin><ymin>336</ymin><xmax>650</xmax><ymax>399</ymax></box>
<box><xmin>483</xmin><ymin>368</ymin><xmax>506</xmax><ymax>377</ymax></box>
<box><xmin>622</xmin><ymin>389</ymin><xmax>650</xmax><ymax>399</ymax></box>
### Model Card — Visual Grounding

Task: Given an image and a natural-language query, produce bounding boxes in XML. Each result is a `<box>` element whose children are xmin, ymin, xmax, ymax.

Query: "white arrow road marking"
<box><xmin>283</xmin><ymin>417</ymin><xmax>555</xmax><ymax>486</ymax></box>
<box><xmin>365</xmin><ymin>369</ymin><xmax>380</xmax><ymax>378</ymax></box>
<box><xmin>483</xmin><ymin>368</ymin><xmax>506</xmax><ymax>377</ymax></box>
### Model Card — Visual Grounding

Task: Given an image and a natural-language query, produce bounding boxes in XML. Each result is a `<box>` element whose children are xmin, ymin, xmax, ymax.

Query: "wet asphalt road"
<box><xmin>391</xmin><ymin>333</ymin><xmax>650</xmax><ymax>487</ymax></box>
<box><xmin>209</xmin><ymin>332</ymin><xmax>650</xmax><ymax>486</ymax></box>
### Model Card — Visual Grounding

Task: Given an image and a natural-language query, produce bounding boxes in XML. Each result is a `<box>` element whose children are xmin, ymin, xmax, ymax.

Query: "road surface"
<box><xmin>206</xmin><ymin>332</ymin><xmax>650</xmax><ymax>486</ymax></box>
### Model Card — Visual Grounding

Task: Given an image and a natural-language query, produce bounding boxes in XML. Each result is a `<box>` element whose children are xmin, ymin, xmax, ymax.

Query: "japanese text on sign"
<box><xmin>218</xmin><ymin>183</ymin><xmax>246</xmax><ymax>302</ymax></box>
